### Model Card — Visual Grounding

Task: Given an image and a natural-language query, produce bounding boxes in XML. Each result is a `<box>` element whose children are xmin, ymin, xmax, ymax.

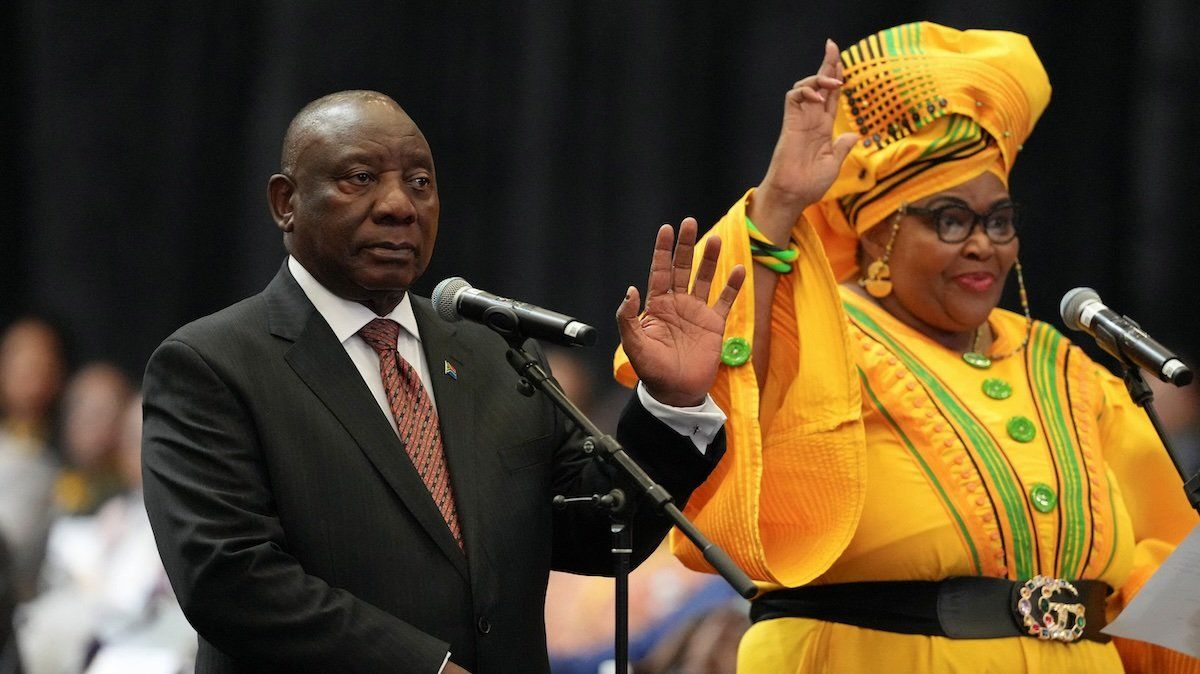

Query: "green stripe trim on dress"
<box><xmin>1037</xmin><ymin>322</ymin><xmax>1088</xmax><ymax>578</ymax></box>
<box><xmin>845</xmin><ymin>301</ymin><xmax>1035</xmax><ymax>578</ymax></box>
<box><xmin>858</xmin><ymin>367</ymin><xmax>983</xmax><ymax>574</ymax></box>
<box><xmin>1030</xmin><ymin>323</ymin><xmax>1088</xmax><ymax>578</ymax></box>
<box><xmin>1029</xmin><ymin>324</ymin><xmax>1068</xmax><ymax>575</ymax></box>
<box><xmin>1097</xmin><ymin>470</ymin><xmax>1119</xmax><ymax>579</ymax></box>
<box><xmin>1062</xmin><ymin>348</ymin><xmax>1097</xmax><ymax>576</ymax></box>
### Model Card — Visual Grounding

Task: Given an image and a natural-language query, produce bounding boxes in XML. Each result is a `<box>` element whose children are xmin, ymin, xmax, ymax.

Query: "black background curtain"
<box><xmin>5</xmin><ymin>1</ymin><xmax>1198</xmax><ymax>384</ymax></box>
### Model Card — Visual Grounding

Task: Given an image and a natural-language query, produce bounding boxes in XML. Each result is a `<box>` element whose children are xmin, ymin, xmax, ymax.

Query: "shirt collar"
<box><xmin>287</xmin><ymin>256</ymin><xmax>421</xmax><ymax>345</ymax></box>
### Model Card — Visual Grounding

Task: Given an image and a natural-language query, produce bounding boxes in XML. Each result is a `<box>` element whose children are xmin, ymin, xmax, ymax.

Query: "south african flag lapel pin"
<box><xmin>444</xmin><ymin>360</ymin><xmax>458</xmax><ymax>380</ymax></box>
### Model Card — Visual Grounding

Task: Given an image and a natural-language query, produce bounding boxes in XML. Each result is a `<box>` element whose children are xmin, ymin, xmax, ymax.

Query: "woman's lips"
<box><xmin>953</xmin><ymin>272</ymin><xmax>996</xmax><ymax>292</ymax></box>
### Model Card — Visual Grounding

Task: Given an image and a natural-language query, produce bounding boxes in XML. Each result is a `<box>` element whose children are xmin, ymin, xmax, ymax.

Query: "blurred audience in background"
<box><xmin>0</xmin><ymin>318</ymin><xmax>66</xmax><ymax>603</ymax></box>
<box><xmin>546</xmin><ymin>539</ymin><xmax>747</xmax><ymax>674</ymax></box>
<box><xmin>542</xmin><ymin>348</ymin><xmax>748</xmax><ymax>674</ymax></box>
<box><xmin>18</xmin><ymin>394</ymin><xmax>194</xmax><ymax>674</ymax></box>
<box><xmin>634</xmin><ymin>597</ymin><xmax>747</xmax><ymax>674</ymax></box>
<box><xmin>54</xmin><ymin>365</ymin><xmax>134</xmax><ymax>517</ymax></box>
<box><xmin>0</xmin><ymin>315</ymin><xmax>194</xmax><ymax>673</ymax></box>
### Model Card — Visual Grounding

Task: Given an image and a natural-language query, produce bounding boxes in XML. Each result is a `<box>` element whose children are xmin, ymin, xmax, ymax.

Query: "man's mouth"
<box><xmin>363</xmin><ymin>243</ymin><xmax>417</xmax><ymax>261</ymax></box>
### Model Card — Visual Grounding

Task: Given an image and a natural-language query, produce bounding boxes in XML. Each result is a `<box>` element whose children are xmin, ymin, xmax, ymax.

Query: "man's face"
<box><xmin>272</xmin><ymin>100</ymin><xmax>439</xmax><ymax>312</ymax></box>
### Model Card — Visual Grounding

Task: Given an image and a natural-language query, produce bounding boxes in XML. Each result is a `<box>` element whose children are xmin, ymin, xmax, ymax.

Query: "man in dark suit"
<box><xmin>141</xmin><ymin>90</ymin><xmax>745</xmax><ymax>673</ymax></box>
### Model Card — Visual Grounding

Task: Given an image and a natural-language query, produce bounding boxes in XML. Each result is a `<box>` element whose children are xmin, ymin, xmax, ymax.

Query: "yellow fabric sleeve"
<box><xmin>613</xmin><ymin>189</ymin><xmax>866</xmax><ymax>587</ymax></box>
<box><xmin>1096</xmin><ymin>369</ymin><xmax>1200</xmax><ymax>672</ymax></box>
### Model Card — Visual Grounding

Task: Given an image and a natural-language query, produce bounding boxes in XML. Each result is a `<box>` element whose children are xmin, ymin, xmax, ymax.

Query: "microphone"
<box><xmin>431</xmin><ymin>277</ymin><xmax>597</xmax><ymax>347</ymax></box>
<box><xmin>1059</xmin><ymin>287</ymin><xmax>1192</xmax><ymax>386</ymax></box>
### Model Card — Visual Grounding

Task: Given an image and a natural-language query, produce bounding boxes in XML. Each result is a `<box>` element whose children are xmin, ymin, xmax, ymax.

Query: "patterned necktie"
<box><xmin>358</xmin><ymin>318</ymin><xmax>463</xmax><ymax>549</ymax></box>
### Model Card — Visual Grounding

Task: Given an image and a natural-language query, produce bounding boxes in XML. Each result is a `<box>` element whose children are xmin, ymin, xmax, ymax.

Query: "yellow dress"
<box><xmin>615</xmin><ymin>191</ymin><xmax>1199</xmax><ymax>673</ymax></box>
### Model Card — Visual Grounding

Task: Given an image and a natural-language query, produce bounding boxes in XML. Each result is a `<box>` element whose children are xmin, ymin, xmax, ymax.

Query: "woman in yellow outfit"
<box><xmin>615</xmin><ymin>22</ymin><xmax>1198</xmax><ymax>673</ymax></box>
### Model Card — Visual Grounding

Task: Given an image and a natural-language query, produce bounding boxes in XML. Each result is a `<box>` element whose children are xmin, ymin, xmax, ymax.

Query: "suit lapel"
<box><xmin>266</xmin><ymin>265</ymin><xmax>469</xmax><ymax>580</ymax></box>
<box><xmin>410</xmin><ymin>299</ymin><xmax>487</xmax><ymax>565</ymax></box>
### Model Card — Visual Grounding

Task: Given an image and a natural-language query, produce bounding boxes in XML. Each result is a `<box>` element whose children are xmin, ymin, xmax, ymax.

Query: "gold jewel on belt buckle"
<box><xmin>1016</xmin><ymin>575</ymin><xmax>1087</xmax><ymax>642</ymax></box>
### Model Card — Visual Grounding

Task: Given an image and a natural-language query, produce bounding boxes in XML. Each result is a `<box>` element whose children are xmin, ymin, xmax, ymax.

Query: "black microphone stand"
<box><xmin>552</xmin><ymin>490</ymin><xmax>632</xmax><ymax>670</ymax></box>
<box><xmin>502</xmin><ymin>337</ymin><xmax>757</xmax><ymax>674</ymax></box>
<box><xmin>1107</xmin><ymin>331</ymin><xmax>1200</xmax><ymax>513</ymax></box>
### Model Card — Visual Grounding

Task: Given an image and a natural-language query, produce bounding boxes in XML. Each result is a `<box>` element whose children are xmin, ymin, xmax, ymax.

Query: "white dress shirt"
<box><xmin>289</xmin><ymin>257</ymin><xmax>433</xmax><ymax>432</ymax></box>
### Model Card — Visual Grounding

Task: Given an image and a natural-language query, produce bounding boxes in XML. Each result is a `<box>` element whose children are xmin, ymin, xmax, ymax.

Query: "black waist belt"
<box><xmin>750</xmin><ymin>576</ymin><xmax>1111</xmax><ymax>644</ymax></box>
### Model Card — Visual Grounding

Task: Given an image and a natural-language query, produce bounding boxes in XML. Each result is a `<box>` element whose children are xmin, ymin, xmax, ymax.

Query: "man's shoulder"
<box><xmin>157</xmin><ymin>293</ymin><xmax>272</xmax><ymax>356</ymax></box>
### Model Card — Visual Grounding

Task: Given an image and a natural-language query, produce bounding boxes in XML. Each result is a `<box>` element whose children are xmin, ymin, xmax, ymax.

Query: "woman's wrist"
<box><xmin>748</xmin><ymin>183</ymin><xmax>809</xmax><ymax>241</ymax></box>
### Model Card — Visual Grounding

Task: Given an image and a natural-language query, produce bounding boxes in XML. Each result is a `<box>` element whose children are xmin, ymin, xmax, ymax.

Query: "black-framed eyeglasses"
<box><xmin>899</xmin><ymin>202</ymin><xmax>1021</xmax><ymax>244</ymax></box>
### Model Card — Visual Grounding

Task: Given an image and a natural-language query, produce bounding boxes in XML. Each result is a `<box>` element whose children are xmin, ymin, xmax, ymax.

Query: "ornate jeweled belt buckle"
<box><xmin>1016</xmin><ymin>575</ymin><xmax>1087</xmax><ymax>642</ymax></box>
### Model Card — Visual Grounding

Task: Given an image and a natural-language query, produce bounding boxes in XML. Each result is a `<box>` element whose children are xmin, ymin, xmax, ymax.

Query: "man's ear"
<box><xmin>268</xmin><ymin>174</ymin><xmax>297</xmax><ymax>232</ymax></box>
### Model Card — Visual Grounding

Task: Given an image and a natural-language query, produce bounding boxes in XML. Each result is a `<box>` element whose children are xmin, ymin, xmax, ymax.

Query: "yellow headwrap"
<box><xmin>810</xmin><ymin>22</ymin><xmax>1051</xmax><ymax>281</ymax></box>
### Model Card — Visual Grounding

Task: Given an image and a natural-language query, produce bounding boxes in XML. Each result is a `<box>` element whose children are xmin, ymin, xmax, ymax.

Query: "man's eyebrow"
<box><xmin>328</xmin><ymin>148</ymin><xmax>435</xmax><ymax>170</ymax></box>
<box><xmin>404</xmin><ymin>148</ymin><xmax>435</xmax><ymax>170</ymax></box>
<box><xmin>330</xmin><ymin>150</ymin><xmax>379</xmax><ymax>166</ymax></box>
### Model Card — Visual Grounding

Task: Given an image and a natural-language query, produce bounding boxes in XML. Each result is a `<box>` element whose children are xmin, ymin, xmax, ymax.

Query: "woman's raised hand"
<box><xmin>750</xmin><ymin>39</ymin><xmax>858</xmax><ymax>241</ymax></box>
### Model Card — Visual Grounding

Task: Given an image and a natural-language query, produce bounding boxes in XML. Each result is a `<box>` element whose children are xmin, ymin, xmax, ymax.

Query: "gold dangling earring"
<box><xmin>970</xmin><ymin>257</ymin><xmax>1033</xmax><ymax>365</ymax></box>
<box><xmin>1008</xmin><ymin>257</ymin><xmax>1033</xmax><ymax>357</ymax></box>
<box><xmin>859</xmin><ymin>210</ymin><xmax>903</xmax><ymax>298</ymax></box>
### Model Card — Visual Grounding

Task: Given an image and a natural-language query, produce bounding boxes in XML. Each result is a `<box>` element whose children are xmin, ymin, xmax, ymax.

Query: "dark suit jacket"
<box><xmin>142</xmin><ymin>264</ymin><xmax>722</xmax><ymax>673</ymax></box>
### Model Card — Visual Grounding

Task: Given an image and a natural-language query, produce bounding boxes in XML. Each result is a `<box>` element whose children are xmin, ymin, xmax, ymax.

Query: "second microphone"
<box><xmin>432</xmin><ymin>277</ymin><xmax>598</xmax><ymax>348</ymax></box>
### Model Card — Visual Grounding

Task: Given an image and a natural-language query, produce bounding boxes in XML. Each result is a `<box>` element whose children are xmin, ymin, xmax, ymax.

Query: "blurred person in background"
<box><xmin>543</xmin><ymin>347</ymin><xmax>634</xmax><ymax>438</ymax></box>
<box><xmin>0</xmin><ymin>318</ymin><xmax>66</xmax><ymax>603</ymax></box>
<box><xmin>541</xmin><ymin>348</ymin><xmax>598</xmax><ymax>426</ymax></box>
<box><xmin>53</xmin><ymin>363</ymin><xmax>134</xmax><ymax>517</ymax></box>
<box><xmin>633</xmin><ymin>600</ymin><xmax>746</xmax><ymax>674</ymax></box>
<box><xmin>1146</xmin><ymin>367</ymin><xmax>1200</xmax><ymax>460</ymax></box>
<box><xmin>18</xmin><ymin>395</ymin><xmax>195</xmax><ymax>674</ymax></box>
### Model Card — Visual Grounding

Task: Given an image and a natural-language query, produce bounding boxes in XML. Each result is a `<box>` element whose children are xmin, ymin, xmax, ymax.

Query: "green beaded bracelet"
<box><xmin>746</xmin><ymin>215</ymin><xmax>799</xmax><ymax>273</ymax></box>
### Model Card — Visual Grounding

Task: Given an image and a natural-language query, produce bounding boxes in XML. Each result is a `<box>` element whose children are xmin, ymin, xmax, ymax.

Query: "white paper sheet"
<box><xmin>84</xmin><ymin>645</ymin><xmax>182</xmax><ymax>674</ymax></box>
<box><xmin>1103</xmin><ymin>523</ymin><xmax>1200</xmax><ymax>657</ymax></box>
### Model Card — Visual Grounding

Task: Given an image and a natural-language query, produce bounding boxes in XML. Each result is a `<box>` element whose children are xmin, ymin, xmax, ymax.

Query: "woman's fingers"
<box><xmin>796</xmin><ymin>87</ymin><xmax>825</xmax><ymax>104</ymax></box>
<box><xmin>821</xmin><ymin>40</ymin><xmax>844</xmax><ymax>115</ymax></box>
<box><xmin>818</xmin><ymin>38</ymin><xmax>840</xmax><ymax>78</ymax></box>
